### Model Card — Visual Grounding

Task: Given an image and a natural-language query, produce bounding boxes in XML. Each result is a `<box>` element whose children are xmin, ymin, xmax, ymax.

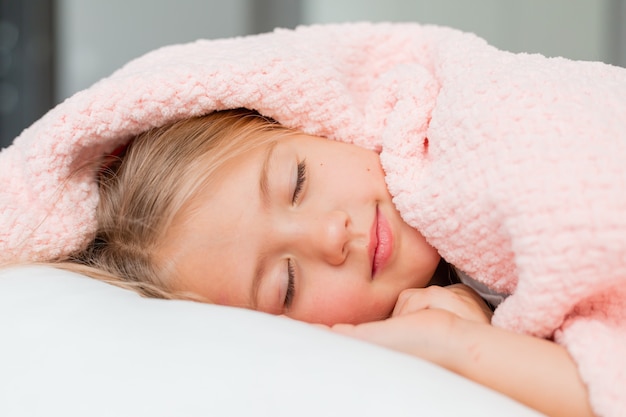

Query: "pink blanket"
<box><xmin>1</xmin><ymin>23</ymin><xmax>625</xmax><ymax>416</ymax></box>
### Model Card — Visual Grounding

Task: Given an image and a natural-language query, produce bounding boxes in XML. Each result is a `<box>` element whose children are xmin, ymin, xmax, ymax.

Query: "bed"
<box><xmin>0</xmin><ymin>265</ymin><xmax>540</xmax><ymax>416</ymax></box>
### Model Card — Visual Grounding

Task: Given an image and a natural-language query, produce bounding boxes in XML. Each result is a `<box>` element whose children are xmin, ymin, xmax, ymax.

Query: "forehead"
<box><xmin>161</xmin><ymin>140</ymin><xmax>269</xmax><ymax>306</ymax></box>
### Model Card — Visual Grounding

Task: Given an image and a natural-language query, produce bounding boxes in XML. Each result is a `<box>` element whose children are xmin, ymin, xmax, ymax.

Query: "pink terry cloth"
<box><xmin>1</xmin><ymin>23</ymin><xmax>625</xmax><ymax>416</ymax></box>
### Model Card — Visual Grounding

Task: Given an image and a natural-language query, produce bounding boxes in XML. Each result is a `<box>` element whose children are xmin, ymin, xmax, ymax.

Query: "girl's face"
<box><xmin>162</xmin><ymin>134</ymin><xmax>440</xmax><ymax>325</ymax></box>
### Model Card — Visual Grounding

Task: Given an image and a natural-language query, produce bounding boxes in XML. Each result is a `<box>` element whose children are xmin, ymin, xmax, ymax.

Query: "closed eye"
<box><xmin>292</xmin><ymin>160</ymin><xmax>307</xmax><ymax>204</ymax></box>
<box><xmin>284</xmin><ymin>259</ymin><xmax>296</xmax><ymax>308</ymax></box>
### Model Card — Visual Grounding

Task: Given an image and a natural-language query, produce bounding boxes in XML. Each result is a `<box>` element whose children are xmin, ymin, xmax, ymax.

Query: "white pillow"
<box><xmin>0</xmin><ymin>266</ymin><xmax>539</xmax><ymax>417</ymax></box>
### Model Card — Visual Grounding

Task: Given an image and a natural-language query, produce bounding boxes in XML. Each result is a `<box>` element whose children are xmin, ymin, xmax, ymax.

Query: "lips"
<box><xmin>370</xmin><ymin>206</ymin><xmax>393</xmax><ymax>278</ymax></box>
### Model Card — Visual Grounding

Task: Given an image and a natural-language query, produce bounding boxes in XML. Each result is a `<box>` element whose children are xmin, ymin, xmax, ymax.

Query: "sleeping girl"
<box><xmin>1</xmin><ymin>23</ymin><xmax>625</xmax><ymax>417</ymax></box>
<box><xmin>58</xmin><ymin>108</ymin><xmax>588</xmax><ymax>417</ymax></box>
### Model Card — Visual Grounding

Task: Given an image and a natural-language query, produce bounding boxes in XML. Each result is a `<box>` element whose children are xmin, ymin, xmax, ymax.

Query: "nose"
<box><xmin>296</xmin><ymin>210</ymin><xmax>350</xmax><ymax>265</ymax></box>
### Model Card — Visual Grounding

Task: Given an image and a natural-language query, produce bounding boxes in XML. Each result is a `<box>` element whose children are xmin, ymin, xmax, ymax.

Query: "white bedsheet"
<box><xmin>0</xmin><ymin>266</ymin><xmax>540</xmax><ymax>417</ymax></box>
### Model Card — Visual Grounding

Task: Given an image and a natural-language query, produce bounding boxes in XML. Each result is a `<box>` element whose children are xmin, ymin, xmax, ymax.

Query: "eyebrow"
<box><xmin>250</xmin><ymin>141</ymin><xmax>278</xmax><ymax>309</ymax></box>
<box><xmin>258</xmin><ymin>141</ymin><xmax>277</xmax><ymax>209</ymax></box>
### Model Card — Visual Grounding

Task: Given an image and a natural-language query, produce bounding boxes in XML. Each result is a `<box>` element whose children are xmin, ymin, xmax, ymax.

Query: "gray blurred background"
<box><xmin>1</xmin><ymin>0</ymin><xmax>625</xmax><ymax>149</ymax></box>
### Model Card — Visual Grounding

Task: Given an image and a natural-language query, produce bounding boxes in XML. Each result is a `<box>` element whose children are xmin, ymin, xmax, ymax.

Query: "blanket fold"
<box><xmin>1</xmin><ymin>22</ymin><xmax>625</xmax><ymax>416</ymax></box>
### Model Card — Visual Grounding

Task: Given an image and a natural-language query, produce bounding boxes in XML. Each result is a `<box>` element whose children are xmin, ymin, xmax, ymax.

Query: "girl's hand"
<box><xmin>331</xmin><ymin>310</ymin><xmax>595</xmax><ymax>417</ymax></box>
<box><xmin>392</xmin><ymin>284</ymin><xmax>493</xmax><ymax>324</ymax></box>
<box><xmin>329</xmin><ymin>284</ymin><xmax>492</xmax><ymax>369</ymax></box>
<box><xmin>331</xmin><ymin>308</ymin><xmax>466</xmax><ymax>369</ymax></box>
<box><xmin>328</xmin><ymin>286</ymin><xmax>595</xmax><ymax>417</ymax></box>
<box><xmin>329</xmin><ymin>284</ymin><xmax>492</xmax><ymax>366</ymax></box>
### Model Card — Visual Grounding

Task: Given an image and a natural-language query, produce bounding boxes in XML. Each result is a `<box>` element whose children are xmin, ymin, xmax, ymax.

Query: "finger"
<box><xmin>330</xmin><ymin>323</ymin><xmax>359</xmax><ymax>337</ymax></box>
<box><xmin>446</xmin><ymin>283</ymin><xmax>481</xmax><ymax>300</ymax></box>
<box><xmin>330</xmin><ymin>310</ymin><xmax>458</xmax><ymax>362</ymax></box>
<box><xmin>310</xmin><ymin>323</ymin><xmax>331</xmax><ymax>331</ymax></box>
<box><xmin>392</xmin><ymin>288</ymin><xmax>432</xmax><ymax>317</ymax></box>
<box><xmin>392</xmin><ymin>286</ymin><xmax>452</xmax><ymax>317</ymax></box>
<box><xmin>444</xmin><ymin>284</ymin><xmax>494</xmax><ymax>322</ymax></box>
<box><xmin>331</xmin><ymin>320</ymin><xmax>394</xmax><ymax>346</ymax></box>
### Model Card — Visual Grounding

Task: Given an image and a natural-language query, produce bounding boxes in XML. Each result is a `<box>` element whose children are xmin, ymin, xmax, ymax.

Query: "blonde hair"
<box><xmin>58</xmin><ymin>109</ymin><xmax>292</xmax><ymax>300</ymax></box>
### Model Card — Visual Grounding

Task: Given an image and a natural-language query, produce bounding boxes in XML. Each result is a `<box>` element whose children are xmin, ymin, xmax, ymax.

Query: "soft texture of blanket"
<box><xmin>1</xmin><ymin>23</ymin><xmax>625</xmax><ymax>416</ymax></box>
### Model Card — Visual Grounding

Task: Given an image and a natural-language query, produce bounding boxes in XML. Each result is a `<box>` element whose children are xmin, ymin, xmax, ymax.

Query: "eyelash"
<box><xmin>284</xmin><ymin>160</ymin><xmax>306</xmax><ymax>309</ymax></box>
<box><xmin>285</xmin><ymin>259</ymin><xmax>296</xmax><ymax>308</ymax></box>
<box><xmin>292</xmin><ymin>160</ymin><xmax>307</xmax><ymax>204</ymax></box>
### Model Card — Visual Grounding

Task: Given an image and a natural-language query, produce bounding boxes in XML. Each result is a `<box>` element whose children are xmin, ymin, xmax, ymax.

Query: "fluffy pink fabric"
<box><xmin>1</xmin><ymin>23</ymin><xmax>625</xmax><ymax>416</ymax></box>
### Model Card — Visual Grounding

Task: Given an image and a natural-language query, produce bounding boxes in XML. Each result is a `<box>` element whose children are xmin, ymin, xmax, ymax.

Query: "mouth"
<box><xmin>370</xmin><ymin>205</ymin><xmax>393</xmax><ymax>279</ymax></box>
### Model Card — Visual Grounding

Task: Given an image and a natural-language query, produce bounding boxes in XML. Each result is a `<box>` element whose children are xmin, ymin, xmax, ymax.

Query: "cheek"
<box><xmin>321</xmin><ymin>156</ymin><xmax>382</xmax><ymax>192</ymax></box>
<box><xmin>294</xmin><ymin>282</ymin><xmax>394</xmax><ymax>325</ymax></box>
